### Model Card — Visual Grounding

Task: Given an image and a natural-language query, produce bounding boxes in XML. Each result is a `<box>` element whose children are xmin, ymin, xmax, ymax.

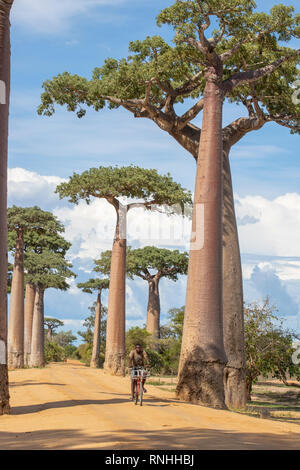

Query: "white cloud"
<box><xmin>12</xmin><ymin>0</ymin><xmax>126</xmax><ymax>34</ymax></box>
<box><xmin>8</xmin><ymin>167</ymin><xmax>65</xmax><ymax>210</ymax></box>
<box><xmin>236</xmin><ymin>192</ymin><xmax>300</xmax><ymax>258</ymax></box>
<box><xmin>54</xmin><ymin>198</ymin><xmax>191</xmax><ymax>261</ymax></box>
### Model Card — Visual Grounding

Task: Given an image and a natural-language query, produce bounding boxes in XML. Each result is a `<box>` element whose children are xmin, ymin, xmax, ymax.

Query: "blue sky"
<box><xmin>7</xmin><ymin>0</ymin><xmax>300</xmax><ymax>340</ymax></box>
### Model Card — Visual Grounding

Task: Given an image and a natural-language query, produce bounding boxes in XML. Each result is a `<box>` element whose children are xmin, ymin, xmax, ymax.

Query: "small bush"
<box><xmin>45</xmin><ymin>340</ymin><xmax>66</xmax><ymax>363</ymax></box>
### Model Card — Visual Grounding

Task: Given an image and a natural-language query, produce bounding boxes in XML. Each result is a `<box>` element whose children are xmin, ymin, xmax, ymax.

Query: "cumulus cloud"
<box><xmin>244</xmin><ymin>265</ymin><xmax>299</xmax><ymax>318</ymax></box>
<box><xmin>236</xmin><ymin>192</ymin><xmax>300</xmax><ymax>258</ymax></box>
<box><xmin>53</xmin><ymin>198</ymin><xmax>191</xmax><ymax>261</ymax></box>
<box><xmin>8</xmin><ymin>167</ymin><xmax>65</xmax><ymax>210</ymax></box>
<box><xmin>12</xmin><ymin>0</ymin><xmax>127</xmax><ymax>34</ymax></box>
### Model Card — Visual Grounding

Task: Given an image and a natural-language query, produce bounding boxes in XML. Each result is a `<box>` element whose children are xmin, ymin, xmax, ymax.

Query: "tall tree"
<box><xmin>77</xmin><ymin>278</ymin><xmax>109</xmax><ymax>368</ymax></box>
<box><xmin>44</xmin><ymin>317</ymin><xmax>64</xmax><ymax>341</ymax></box>
<box><xmin>56</xmin><ymin>166</ymin><xmax>191</xmax><ymax>376</ymax></box>
<box><xmin>95</xmin><ymin>247</ymin><xmax>188</xmax><ymax>340</ymax></box>
<box><xmin>7</xmin><ymin>206</ymin><xmax>70</xmax><ymax>368</ymax></box>
<box><xmin>128</xmin><ymin>247</ymin><xmax>189</xmax><ymax>339</ymax></box>
<box><xmin>245</xmin><ymin>299</ymin><xmax>300</xmax><ymax>400</ymax></box>
<box><xmin>0</xmin><ymin>0</ymin><xmax>13</xmax><ymax>415</ymax></box>
<box><xmin>38</xmin><ymin>1</ymin><xmax>300</xmax><ymax>407</ymax></box>
<box><xmin>25</xmin><ymin>251</ymin><xmax>75</xmax><ymax>367</ymax></box>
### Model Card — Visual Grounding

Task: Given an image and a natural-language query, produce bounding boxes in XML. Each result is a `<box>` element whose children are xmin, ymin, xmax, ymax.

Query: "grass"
<box><xmin>147</xmin><ymin>375</ymin><xmax>300</xmax><ymax>425</ymax></box>
<box><xmin>243</xmin><ymin>379</ymin><xmax>300</xmax><ymax>424</ymax></box>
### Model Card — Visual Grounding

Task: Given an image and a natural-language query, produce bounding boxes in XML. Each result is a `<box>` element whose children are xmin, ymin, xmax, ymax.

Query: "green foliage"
<box><xmin>126</xmin><ymin>246</ymin><xmax>189</xmax><ymax>281</ymax></box>
<box><xmin>145</xmin><ymin>349</ymin><xmax>164</xmax><ymax>374</ymax></box>
<box><xmin>44</xmin><ymin>339</ymin><xmax>67</xmax><ymax>363</ymax></box>
<box><xmin>44</xmin><ymin>317</ymin><xmax>64</xmax><ymax>335</ymax></box>
<box><xmin>94</xmin><ymin>247</ymin><xmax>189</xmax><ymax>281</ymax></box>
<box><xmin>55</xmin><ymin>165</ymin><xmax>192</xmax><ymax>209</ymax></box>
<box><xmin>93</xmin><ymin>250</ymin><xmax>112</xmax><ymax>276</ymax></box>
<box><xmin>54</xmin><ymin>330</ymin><xmax>77</xmax><ymax>348</ymax></box>
<box><xmin>73</xmin><ymin>343</ymin><xmax>93</xmax><ymax>366</ymax></box>
<box><xmin>8</xmin><ymin>205</ymin><xmax>70</xmax><ymax>254</ymax></box>
<box><xmin>76</xmin><ymin>303</ymin><xmax>107</xmax><ymax>366</ymax></box>
<box><xmin>38</xmin><ymin>1</ymin><xmax>300</xmax><ymax>135</ymax></box>
<box><xmin>44</xmin><ymin>328</ymin><xmax>77</xmax><ymax>362</ymax></box>
<box><xmin>159</xmin><ymin>306</ymin><xmax>184</xmax><ymax>374</ymax></box>
<box><xmin>77</xmin><ymin>277</ymin><xmax>109</xmax><ymax>294</ymax></box>
<box><xmin>125</xmin><ymin>327</ymin><xmax>164</xmax><ymax>372</ymax></box>
<box><xmin>245</xmin><ymin>298</ymin><xmax>300</xmax><ymax>398</ymax></box>
<box><xmin>25</xmin><ymin>250</ymin><xmax>76</xmax><ymax>290</ymax></box>
<box><xmin>126</xmin><ymin>326</ymin><xmax>152</xmax><ymax>353</ymax></box>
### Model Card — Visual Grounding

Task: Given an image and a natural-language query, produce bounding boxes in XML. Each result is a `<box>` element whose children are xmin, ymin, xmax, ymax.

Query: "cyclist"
<box><xmin>129</xmin><ymin>343</ymin><xmax>150</xmax><ymax>401</ymax></box>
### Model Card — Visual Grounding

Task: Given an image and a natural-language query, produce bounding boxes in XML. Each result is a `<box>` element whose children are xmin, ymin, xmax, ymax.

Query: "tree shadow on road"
<box><xmin>0</xmin><ymin>426</ymin><xmax>299</xmax><ymax>450</ymax></box>
<box><xmin>9</xmin><ymin>381</ymin><xmax>65</xmax><ymax>388</ymax></box>
<box><xmin>11</xmin><ymin>398</ymin><xmax>129</xmax><ymax>415</ymax></box>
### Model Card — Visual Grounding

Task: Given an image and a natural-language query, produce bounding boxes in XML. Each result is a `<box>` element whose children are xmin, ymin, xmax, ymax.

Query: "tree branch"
<box><xmin>222</xmin><ymin>50</ymin><xmax>300</xmax><ymax>94</ymax></box>
<box><xmin>177</xmin><ymin>98</ymin><xmax>204</xmax><ymax>130</ymax></box>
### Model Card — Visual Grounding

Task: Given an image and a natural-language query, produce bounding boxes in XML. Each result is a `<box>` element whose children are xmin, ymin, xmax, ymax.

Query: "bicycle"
<box><xmin>130</xmin><ymin>366</ymin><xmax>150</xmax><ymax>406</ymax></box>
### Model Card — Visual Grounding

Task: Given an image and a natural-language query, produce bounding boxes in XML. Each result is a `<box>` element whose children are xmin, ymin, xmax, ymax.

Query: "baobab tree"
<box><xmin>0</xmin><ymin>0</ymin><xmax>13</xmax><ymax>415</ymax></box>
<box><xmin>22</xmin><ymin>218</ymin><xmax>70</xmax><ymax>366</ymax></box>
<box><xmin>7</xmin><ymin>206</ymin><xmax>70</xmax><ymax>367</ymax></box>
<box><xmin>44</xmin><ymin>318</ymin><xmax>64</xmax><ymax>341</ymax></box>
<box><xmin>38</xmin><ymin>1</ymin><xmax>300</xmax><ymax>407</ymax></box>
<box><xmin>25</xmin><ymin>251</ymin><xmax>75</xmax><ymax>367</ymax></box>
<box><xmin>77</xmin><ymin>278</ymin><xmax>109</xmax><ymax>368</ymax></box>
<box><xmin>95</xmin><ymin>247</ymin><xmax>188</xmax><ymax>341</ymax></box>
<box><xmin>56</xmin><ymin>166</ymin><xmax>191</xmax><ymax>376</ymax></box>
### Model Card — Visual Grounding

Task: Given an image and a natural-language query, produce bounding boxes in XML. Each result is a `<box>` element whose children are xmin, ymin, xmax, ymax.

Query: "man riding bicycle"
<box><xmin>129</xmin><ymin>343</ymin><xmax>150</xmax><ymax>401</ymax></box>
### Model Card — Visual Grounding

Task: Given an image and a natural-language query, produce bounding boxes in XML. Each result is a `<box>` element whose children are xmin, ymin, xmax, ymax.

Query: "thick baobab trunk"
<box><xmin>30</xmin><ymin>286</ymin><xmax>45</xmax><ymax>368</ymax></box>
<box><xmin>104</xmin><ymin>204</ymin><xmax>126</xmax><ymax>376</ymax></box>
<box><xmin>0</xmin><ymin>0</ymin><xmax>12</xmax><ymax>414</ymax></box>
<box><xmin>176</xmin><ymin>73</ymin><xmax>227</xmax><ymax>408</ymax></box>
<box><xmin>24</xmin><ymin>282</ymin><xmax>35</xmax><ymax>366</ymax></box>
<box><xmin>8</xmin><ymin>230</ymin><xmax>24</xmax><ymax>369</ymax></box>
<box><xmin>47</xmin><ymin>329</ymin><xmax>52</xmax><ymax>341</ymax></box>
<box><xmin>222</xmin><ymin>146</ymin><xmax>247</xmax><ymax>409</ymax></box>
<box><xmin>90</xmin><ymin>290</ymin><xmax>102</xmax><ymax>368</ymax></box>
<box><xmin>146</xmin><ymin>278</ymin><xmax>160</xmax><ymax>339</ymax></box>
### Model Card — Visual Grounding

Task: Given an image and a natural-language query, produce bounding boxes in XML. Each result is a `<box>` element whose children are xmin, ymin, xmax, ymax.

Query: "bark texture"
<box><xmin>176</xmin><ymin>74</ymin><xmax>227</xmax><ymax>408</ymax></box>
<box><xmin>30</xmin><ymin>287</ymin><xmax>45</xmax><ymax>368</ymax></box>
<box><xmin>8</xmin><ymin>230</ymin><xmax>24</xmax><ymax>369</ymax></box>
<box><xmin>24</xmin><ymin>283</ymin><xmax>35</xmax><ymax>367</ymax></box>
<box><xmin>0</xmin><ymin>0</ymin><xmax>13</xmax><ymax>413</ymax></box>
<box><xmin>90</xmin><ymin>290</ymin><xmax>102</xmax><ymax>368</ymax></box>
<box><xmin>146</xmin><ymin>277</ymin><xmax>160</xmax><ymax>340</ymax></box>
<box><xmin>222</xmin><ymin>146</ymin><xmax>247</xmax><ymax>409</ymax></box>
<box><xmin>104</xmin><ymin>206</ymin><xmax>126</xmax><ymax>376</ymax></box>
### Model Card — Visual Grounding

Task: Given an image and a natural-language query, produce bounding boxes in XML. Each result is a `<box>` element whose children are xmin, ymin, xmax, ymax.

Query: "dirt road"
<box><xmin>1</xmin><ymin>361</ymin><xmax>299</xmax><ymax>450</ymax></box>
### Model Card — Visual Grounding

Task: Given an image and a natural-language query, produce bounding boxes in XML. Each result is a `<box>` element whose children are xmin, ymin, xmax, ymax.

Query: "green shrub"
<box><xmin>45</xmin><ymin>340</ymin><xmax>66</xmax><ymax>363</ymax></box>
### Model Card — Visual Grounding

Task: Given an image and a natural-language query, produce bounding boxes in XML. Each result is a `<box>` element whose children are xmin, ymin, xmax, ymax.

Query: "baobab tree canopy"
<box><xmin>55</xmin><ymin>166</ymin><xmax>192</xmax><ymax>209</ymax></box>
<box><xmin>24</xmin><ymin>251</ymin><xmax>75</xmax><ymax>291</ymax></box>
<box><xmin>77</xmin><ymin>278</ymin><xmax>110</xmax><ymax>294</ymax></box>
<box><xmin>38</xmin><ymin>1</ymin><xmax>299</xmax><ymax>135</ymax></box>
<box><xmin>44</xmin><ymin>318</ymin><xmax>64</xmax><ymax>335</ymax></box>
<box><xmin>126</xmin><ymin>246</ymin><xmax>189</xmax><ymax>281</ymax></box>
<box><xmin>94</xmin><ymin>246</ymin><xmax>189</xmax><ymax>281</ymax></box>
<box><xmin>8</xmin><ymin>206</ymin><xmax>70</xmax><ymax>255</ymax></box>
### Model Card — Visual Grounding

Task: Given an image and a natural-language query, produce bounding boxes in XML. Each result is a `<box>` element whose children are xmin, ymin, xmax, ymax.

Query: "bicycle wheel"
<box><xmin>135</xmin><ymin>380</ymin><xmax>139</xmax><ymax>405</ymax></box>
<box><xmin>139</xmin><ymin>382</ymin><xmax>143</xmax><ymax>406</ymax></box>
